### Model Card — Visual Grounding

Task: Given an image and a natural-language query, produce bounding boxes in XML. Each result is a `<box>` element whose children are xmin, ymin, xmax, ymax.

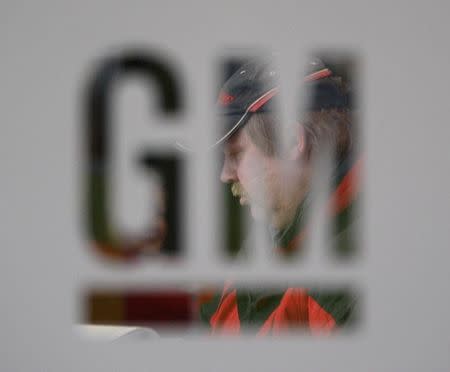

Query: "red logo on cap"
<box><xmin>218</xmin><ymin>91</ymin><xmax>235</xmax><ymax>106</ymax></box>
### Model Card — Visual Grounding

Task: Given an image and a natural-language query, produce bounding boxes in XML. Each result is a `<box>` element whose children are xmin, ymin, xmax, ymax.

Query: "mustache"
<box><xmin>231</xmin><ymin>183</ymin><xmax>246</xmax><ymax>198</ymax></box>
<box><xmin>231</xmin><ymin>174</ymin><xmax>267</xmax><ymax>198</ymax></box>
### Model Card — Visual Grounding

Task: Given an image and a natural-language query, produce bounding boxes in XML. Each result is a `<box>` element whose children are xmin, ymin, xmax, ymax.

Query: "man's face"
<box><xmin>220</xmin><ymin>128</ymin><xmax>305</xmax><ymax>229</ymax></box>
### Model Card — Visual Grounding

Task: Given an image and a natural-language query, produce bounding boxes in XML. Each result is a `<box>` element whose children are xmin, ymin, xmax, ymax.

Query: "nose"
<box><xmin>220</xmin><ymin>158</ymin><xmax>237</xmax><ymax>184</ymax></box>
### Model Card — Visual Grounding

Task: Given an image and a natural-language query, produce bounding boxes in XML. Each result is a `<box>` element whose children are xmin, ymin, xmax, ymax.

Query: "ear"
<box><xmin>289</xmin><ymin>124</ymin><xmax>305</xmax><ymax>160</ymax></box>
<box><xmin>297</xmin><ymin>125</ymin><xmax>305</xmax><ymax>154</ymax></box>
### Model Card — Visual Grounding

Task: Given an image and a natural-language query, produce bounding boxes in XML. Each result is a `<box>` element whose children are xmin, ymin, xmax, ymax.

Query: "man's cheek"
<box><xmin>245</xmin><ymin>157</ymin><xmax>266</xmax><ymax>183</ymax></box>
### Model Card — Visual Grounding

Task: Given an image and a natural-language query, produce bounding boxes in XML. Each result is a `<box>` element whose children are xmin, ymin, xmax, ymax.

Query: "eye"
<box><xmin>230</xmin><ymin>150</ymin><xmax>243</xmax><ymax>162</ymax></box>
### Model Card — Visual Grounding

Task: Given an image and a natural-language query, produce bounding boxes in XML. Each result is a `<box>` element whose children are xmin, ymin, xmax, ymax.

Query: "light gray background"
<box><xmin>1</xmin><ymin>1</ymin><xmax>450</xmax><ymax>371</ymax></box>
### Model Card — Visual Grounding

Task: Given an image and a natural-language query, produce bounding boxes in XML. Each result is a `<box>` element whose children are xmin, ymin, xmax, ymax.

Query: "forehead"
<box><xmin>223</xmin><ymin>128</ymin><xmax>248</xmax><ymax>150</ymax></box>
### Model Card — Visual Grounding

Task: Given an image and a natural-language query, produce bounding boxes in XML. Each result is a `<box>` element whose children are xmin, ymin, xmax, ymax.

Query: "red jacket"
<box><xmin>208</xmin><ymin>285</ymin><xmax>336</xmax><ymax>336</ymax></box>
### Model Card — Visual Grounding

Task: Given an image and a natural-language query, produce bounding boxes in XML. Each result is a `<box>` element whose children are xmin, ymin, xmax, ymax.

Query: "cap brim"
<box><xmin>174</xmin><ymin>112</ymin><xmax>248</xmax><ymax>153</ymax></box>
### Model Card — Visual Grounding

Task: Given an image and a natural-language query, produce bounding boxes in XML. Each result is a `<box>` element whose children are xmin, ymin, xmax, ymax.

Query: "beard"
<box><xmin>230</xmin><ymin>173</ymin><xmax>300</xmax><ymax>229</ymax></box>
<box><xmin>230</xmin><ymin>181</ymin><xmax>270</xmax><ymax>221</ymax></box>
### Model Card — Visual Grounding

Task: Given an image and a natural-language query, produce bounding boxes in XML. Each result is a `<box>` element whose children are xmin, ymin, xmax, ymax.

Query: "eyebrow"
<box><xmin>224</xmin><ymin>141</ymin><xmax>243</xmax><ymax>154</ymax></box>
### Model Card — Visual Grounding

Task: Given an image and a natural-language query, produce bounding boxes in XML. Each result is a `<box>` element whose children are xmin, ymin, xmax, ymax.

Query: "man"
<box><xmin>200</xmin><ymin>57</ymin><xmax>360</xmax><ymax>335</ymax></box>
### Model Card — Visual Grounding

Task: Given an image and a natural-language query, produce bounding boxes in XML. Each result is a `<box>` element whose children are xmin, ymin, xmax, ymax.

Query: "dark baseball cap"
<box><xmin>212</xmin><ymin>57</ymin><xmax>349</xmax><ymax>147</ymax></box>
